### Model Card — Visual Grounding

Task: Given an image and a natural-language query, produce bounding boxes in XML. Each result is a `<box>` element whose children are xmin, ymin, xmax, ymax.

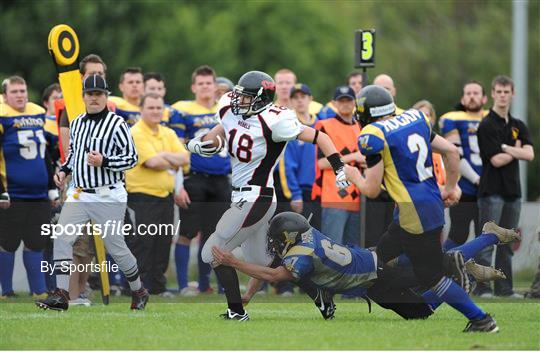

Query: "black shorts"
<box><xmin>376</xmin><ymin>222</ymin><xmax>444</xmax><ymax>288</ymax></box>
<box><xmin>364</xmin><ymin>190</ymin><xmax>394</xmax><ymax>248</ymax></box>
<box><xmin>448</xmin><ymin>193</ymin><xmax>480</xmax><ymax>245</ymax></box>
<box><xmin>0</xmin><ymin>198</ymin><xmax>51</xmax><ymax>252</ymax></box>
<box><xmin>180</xmin><ymin>172</ymin><xmax>231</xmax><ymax>239</ymax></box>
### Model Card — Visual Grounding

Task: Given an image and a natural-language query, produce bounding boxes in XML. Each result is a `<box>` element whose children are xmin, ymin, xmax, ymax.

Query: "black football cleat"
<box><xmin>314</xmin><ymin>288</ymin><xmax>336</xmax><ymax>320</ymax></box>
<box><xmin>463</xmin><ymin>313</ymin><xmax>499</xmax><ymax>333</ymax></box>
<box><xmin>220</xmin><ymin>308</ymin><xmax>249</xmax><ymax>321</ymax></box>
<box><xmin>130</xmin><ymin>288</ymin><xmax>149</xmax><ymax>310</ymax></box>
<box><xmin>443</xmin><ymin>251</ymin><xmax>470</xmax><ymax>293</ymax></box>
<box><xmin>35</xmin><ymin>288</ymin><xmax>69</xmax><ymax>311</ymax></box>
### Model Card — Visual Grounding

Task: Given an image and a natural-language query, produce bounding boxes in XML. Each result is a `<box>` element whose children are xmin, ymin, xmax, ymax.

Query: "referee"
<box><xmin>36</xmin><ymin>75</ymin><xmax>149</xmax><ymax>311</ymax></box>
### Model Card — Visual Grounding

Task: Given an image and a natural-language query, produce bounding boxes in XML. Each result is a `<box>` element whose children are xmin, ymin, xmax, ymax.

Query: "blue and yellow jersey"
<box><xmin>283</xmin><ymin>228</ymin><xmax>377</xmax><ymax>295</ymax></box>
<box><xmin>44</xmin><ymin>115</ymin><xmax>59</xmax><ymax>148</ymax></box>
<box><xmin>0</xmin><ymin>102</ymin><xmax>49</xmax><ymax>199</ymax></box>
<box><xmin>108</xmin><ymin>96</ymin><xmax>141</xmax><ymax>127</ymax></box>
<box><xmin>308</xmin><ymin>100</ymin><xmax>324</xmax><ymax>119</ymax></box>
<box><xmin>318</xmin><ymin>101</ymin><xmax>337</xmax><ymax>120</ymax></box>
<box><xmin>439</xmin><ymin>110</ymin><xmax>487</xmax><ymax>195</ymax></box>
<box><xmin>358</xmin><ymin>109</ymin><xmax>444</xmax><ymax>234</ymax></box>
<box><xmin>160</xmin><ymin>103</ymin><xmax>181</xmax><ymax>127</ymax></box>
<box><xmin>280</xmin><ymin>115</ymin><xmax>317</xmax><ymax>200</ymax></box>
<box><xmin>171</xmin><ymin>100</ymin><xmax>230</xmax><ymax>175</ymax></box>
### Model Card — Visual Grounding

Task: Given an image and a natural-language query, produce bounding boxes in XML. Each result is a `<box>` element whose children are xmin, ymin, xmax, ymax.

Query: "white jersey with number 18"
<box><xmin>218</xmin><ymin>93</ymin><xmax>304</xmax><ymax>188</ymax></box>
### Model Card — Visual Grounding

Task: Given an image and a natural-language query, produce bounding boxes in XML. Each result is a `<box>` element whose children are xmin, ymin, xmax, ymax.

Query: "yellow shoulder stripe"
<box><xmin>109</xmin><ymin>96</ymin><xmax>140</xmax><ymax>112</ymax></box>
<box><xmin>0</xmin><ymin>102</ymin><xmax>45</xmax><ymax>117</ymax></box>
<box><xmin>440</xmin><ymin>111</ymin><xmax>465</xmax><ymax>121</ymax></box>
<box><xmin>309</xmin><ymin>100</ymin><xmax>323</xmax><ymax>115</ymax></box>
<box><xmin>285</xmin><ymin>245</ymin><xmax>314</xmax><ymax>257</ymax></box>
<box><xmin>108</xmin><ymin>96</ymin><xmax>124</xmax><ymax>104</ymax></box>
<box><xmin>172</xmin><ymin>100</ymin><xmax>217</xmax><ymax>115</ymax></box>
<box><xmin>362</xmin><ymin>123</ymin><xmax>386</xmax><ymax>141</ymax></box>
<box><xmin>25</xmin><ymin>102</ymin><xmax>46</xmax><ymax>115</ymax></box>
<box><xmin>279</xmin><ymin>157</ymin><xmax>292</xmax><ymax>200</ymax></box>
<box><xmin>171</xmin><ymin>100</ymin><xmax>189</xmax><ymax>111</ymax></box>
<box><xmin>440</xmin><ymin>111</ymin><xmax>483</xmax><ymax>121</ymax></box>
<box><xmin>325</xmin><ymin>101</ymin><xmax>337</xmax><ymax>111</ymax></box>
<box><xmin>169</xmin><ymin>123</ymin><xmax>185</xmax><ymax>129</ymax></box>
<box><xmin>378</xmin><ymin>129</ymin><xmax>423</xmax><ymax>234</ymax></box>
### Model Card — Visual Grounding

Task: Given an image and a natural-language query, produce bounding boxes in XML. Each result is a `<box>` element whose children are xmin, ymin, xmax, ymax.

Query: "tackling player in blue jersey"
<box><xmin>212</xmin><ymin>212</ymin><xmax>519</xmax><ymax>322</ymax></box>
<box><xmin>343</xmin><ymin>85</ymin><xmax>498</xmax><ymax>332</ymax></box>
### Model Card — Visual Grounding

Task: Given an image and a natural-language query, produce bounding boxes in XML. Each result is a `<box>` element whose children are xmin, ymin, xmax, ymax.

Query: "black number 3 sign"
<box><xmin>355</xmin><ymin>29</ymin><xmax>376</xmax><ymax>68</ymax></box>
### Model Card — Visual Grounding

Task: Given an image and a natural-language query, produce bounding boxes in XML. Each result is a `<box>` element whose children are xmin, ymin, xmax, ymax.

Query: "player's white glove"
<box><xmin>335</xmin><ymin>167</ymin><xmax>350</xmax><ymax>190</ymax></box>
<box><xmin>48</xmin><ymin>189</ymin><xmax>60</xmax><ymax>202</ymax></box>
<box><xmin>0</xmin><ymin>192</ymin><xmax>10</xmax><ymax>209</ymax></box>
<box><xmin>186</xmin><ymin>134</ymin><xmax>223</xmax><ymax>158</ymax></box>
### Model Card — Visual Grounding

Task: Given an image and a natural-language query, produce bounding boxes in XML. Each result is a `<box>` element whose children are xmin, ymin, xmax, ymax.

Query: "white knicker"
<box><xmin>53</xmin><ymin>184</ymin><xmax>138</xmax><ymax>279</ymax></box>
<box><xmin>201</xmin><ymin>186</ymin><xmax>276</xmax><ymax>267</ymax></box>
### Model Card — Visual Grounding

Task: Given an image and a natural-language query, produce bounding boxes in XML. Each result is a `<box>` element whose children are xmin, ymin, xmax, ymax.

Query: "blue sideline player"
<box><xmin>0</xmin><ymin>76</ymin><xmax>53</xmax><ymax>299</ymax></box>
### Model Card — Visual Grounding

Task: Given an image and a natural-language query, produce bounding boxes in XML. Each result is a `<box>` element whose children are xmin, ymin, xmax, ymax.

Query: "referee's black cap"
<box><xmin>83</xmin><ymin>74</ymin><xmax>109</xmax><ymax>94</ymax></box>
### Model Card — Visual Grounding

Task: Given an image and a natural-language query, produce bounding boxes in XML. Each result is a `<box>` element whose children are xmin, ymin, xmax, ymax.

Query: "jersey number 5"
<box><xmin>228</xmin><ymin>129</ymin><xmax>253</xmax><ymax>162</ymax></box>
<box><xmin>18</xmin><ymin>130</ymin><xmax>46</xmax><ymax>160</ymax></box>
<box><xmin>407</xmin><ymin>133</ymin><xmax>433</xmax><ymax>181</ymax></box>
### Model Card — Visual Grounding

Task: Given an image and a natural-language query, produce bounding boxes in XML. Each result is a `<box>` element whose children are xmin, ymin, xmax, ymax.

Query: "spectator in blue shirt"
<box><xmin>280</xmin><ymin>83</ymin><xmax>320</xmax><ymax>229</ymax></box>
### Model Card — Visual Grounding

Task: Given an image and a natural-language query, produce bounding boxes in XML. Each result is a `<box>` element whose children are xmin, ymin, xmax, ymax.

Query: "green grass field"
<box><xmin>1</xmin><ymin>294</ymin><xmax>539</xmax><ymax>350</ymax></box>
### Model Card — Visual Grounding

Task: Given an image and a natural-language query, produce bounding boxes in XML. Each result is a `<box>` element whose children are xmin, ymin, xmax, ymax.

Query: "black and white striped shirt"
<box><xmin>61</xmin><ymin>109</ymin><xmax>138</xmax><ymax>189</ymax></box>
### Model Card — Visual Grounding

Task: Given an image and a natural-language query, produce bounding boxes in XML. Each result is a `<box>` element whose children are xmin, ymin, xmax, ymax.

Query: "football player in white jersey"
<box><xmin>187</xmin><ymin>71</ymin><xmax>349</xmax><ymax>321</ymax></box>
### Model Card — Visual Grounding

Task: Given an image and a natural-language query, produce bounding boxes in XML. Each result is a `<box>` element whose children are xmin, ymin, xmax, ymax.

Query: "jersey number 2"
<box><xmin>407</xmin><ymin>133</ymin><xmax>433</xmax><ymax>181</ymax></box>
<box><xmin>228</xmin><ymin>129</ymin><xmax>253</xmax><ymax>162</ymax></box>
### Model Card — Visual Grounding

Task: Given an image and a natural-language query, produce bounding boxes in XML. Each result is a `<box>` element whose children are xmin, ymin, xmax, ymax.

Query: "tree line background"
<box><xmin>1</xmin><ymin>0</ymin><xmax>538</xmax><ymax>199</ymax></box>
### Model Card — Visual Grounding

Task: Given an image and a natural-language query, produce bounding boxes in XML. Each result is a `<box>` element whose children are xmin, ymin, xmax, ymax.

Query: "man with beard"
<box><xmin>439</xmin><ymin>81</ymin><xmax>488</xmax><ymax>253</ymax></box>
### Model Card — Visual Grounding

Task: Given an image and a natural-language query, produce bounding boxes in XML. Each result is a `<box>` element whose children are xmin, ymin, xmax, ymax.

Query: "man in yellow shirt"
<box><xmin>126</xmin><ymin>93</ymin><xmax>189</xmax><ymax>296</ymax></box>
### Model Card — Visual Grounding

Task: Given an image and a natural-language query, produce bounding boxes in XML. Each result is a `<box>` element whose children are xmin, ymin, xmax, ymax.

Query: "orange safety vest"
<box><xmin>313</xmin><ymin>117</ymin><xmax>362</xmax><ymax>212</ymax></box>
<box><xmin>432</xmin><ymin>152</ymin><xmax>446</xmax><ymax>186</ymax></box>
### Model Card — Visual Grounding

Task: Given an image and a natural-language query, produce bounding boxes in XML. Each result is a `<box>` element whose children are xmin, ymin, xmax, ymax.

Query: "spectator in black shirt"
<box><xmin>475</xmin><ymin>75</ymin><xmax>535</xmax><ymax>298</ymax></box>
